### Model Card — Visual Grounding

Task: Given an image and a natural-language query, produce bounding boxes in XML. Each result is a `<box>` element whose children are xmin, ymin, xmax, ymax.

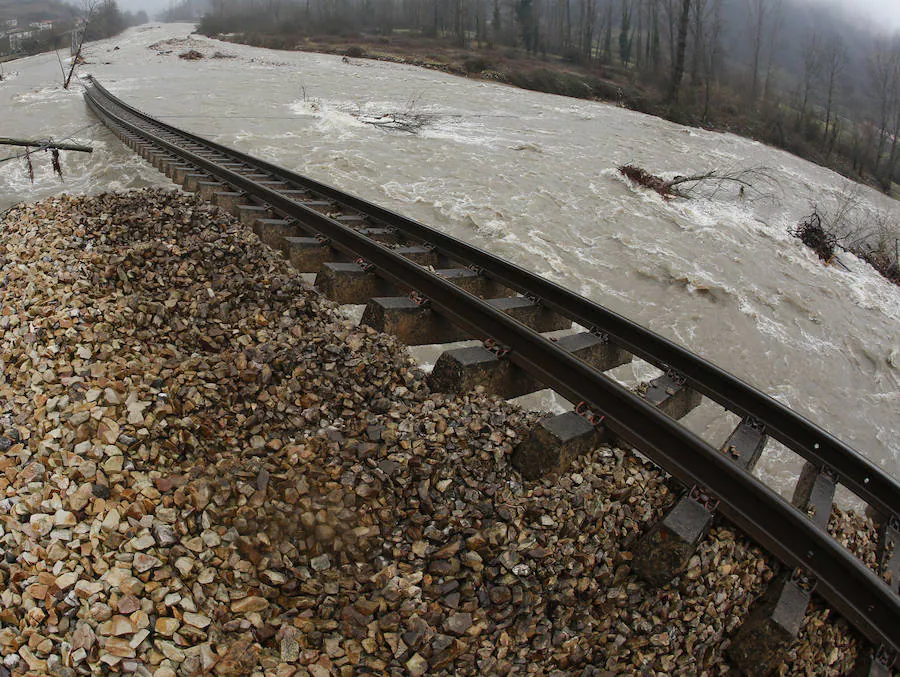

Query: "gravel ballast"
<box><xmin>0</xmin><ymin>190</ymin><xmax>874</xmax><ymax>675</ymax></box>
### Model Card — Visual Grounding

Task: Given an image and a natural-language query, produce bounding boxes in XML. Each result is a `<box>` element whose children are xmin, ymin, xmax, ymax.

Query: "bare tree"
<box><xmin>692</xmin><ymin>0</ymin><xmax>722</xmax><ymax>121</ymax></box>
<box><xmin>688</xmin><ymin>0</ymin><xmax>702</xmax><ymax>82</ymax></box>
<box><xmin>661</xmin><ymin>0</ymin><xmax>678</xmax><ymax>69</ymax></box>
<box><xmin>600</xmin><ymin>0</ymin><xmax>613</xmax><ymax>62</ymax></box>
<box><xmin>577</xmin><ymin>0</ymin><xmax>597</xmax><ymax>61</ymax></box>
<box><xmin>646</xmin><ymin>0</ymin><xmax>662</xmax><ymax>72</ymax></box>
<box><xmin>547</xmin><ymin>0</ymin><xmax>570</xmax><ymax>53</ymax></box>
<box><xmin>619</xmin><ymin>0</ymin><xmax>634</xmax><ymax>65</ymax></box>
<box><xmin>454</xmin><ymin>0</ymin><xmax>468</xmax><ymax>46</ymax></box>
<box><xmin>634</xmin><ymin>0</ymin><xmax>643</xmax><ymax>68</ymax></box>
<box><xmin>760</xmin><ymin>0</ymin><xmax>782</xmax><ymax>101</ymax></box>
<box><xmin>797</xmin><ymin>32</ymin><xmax>822</xmax><ymax>131</ymax></box>
<box><xmin>821</xmin><ymin>34</ymin><xmax>847</xmax><ymax>147</ymax></box>
<box><xmin>667</xmin><ymin>0</ymin><xmax>691</xmax><ymax>102</ymax></box>
<box><xmin>65</xmin><ymin>0</ymin><xmax>98</xmax><ymax>89</ymax></box>
<box><xmin>867</xmin><ymin>41</ymin><xmax>900</xmax><ymax>180</ymax></box>
<box><xmin>745</xmin><ymin>0</ymin><xmax>779</xmax><ymax>104</ymax></box>
<box><xmin>882</xmin><ymin>83</ymin><xmax>900</xmax><ymax>189</ymax></box>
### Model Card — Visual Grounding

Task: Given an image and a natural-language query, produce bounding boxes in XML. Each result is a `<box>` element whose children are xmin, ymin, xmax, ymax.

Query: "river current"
<box><xmin>1</xmin><ymin>24</ymin><xmax>897</xmax><ymax>500</ymax></box>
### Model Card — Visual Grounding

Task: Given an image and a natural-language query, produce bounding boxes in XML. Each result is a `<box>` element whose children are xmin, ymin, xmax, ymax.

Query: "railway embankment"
<box><xmin>0</xmin><ymin>190</ymin><xmax>879</xmax><ymax>675</ymax></box>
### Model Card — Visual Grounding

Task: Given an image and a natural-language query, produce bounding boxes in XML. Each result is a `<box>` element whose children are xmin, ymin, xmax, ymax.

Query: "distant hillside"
<box><xmin>0</xmin><ymin>0</ymin><xmax>76</xmax><ymax>24</ymax></box>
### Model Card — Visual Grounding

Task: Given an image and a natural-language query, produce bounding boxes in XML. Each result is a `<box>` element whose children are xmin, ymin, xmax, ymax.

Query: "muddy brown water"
<box><xmin>1</xmin><ymin>24</ymin><xmax>897</xmax><ymax>501</ymax></box>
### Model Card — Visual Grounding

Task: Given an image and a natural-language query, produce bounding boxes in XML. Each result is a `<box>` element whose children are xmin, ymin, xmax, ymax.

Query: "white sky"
<box><xmin>826</xmin><ymin>0</ymin><xmax>900</xmax><ymax>32</ymax></box>
<box><xmin>117</xmin><ymin>0</ymin><xmax>170</xmax><ymax>17</ymax></box>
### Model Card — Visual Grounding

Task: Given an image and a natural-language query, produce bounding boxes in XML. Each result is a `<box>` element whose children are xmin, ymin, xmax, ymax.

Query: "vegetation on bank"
<box><xmin>790</xmin><ymin>202</ymin><xmax>899</xmax><ymax>286</ymax></box>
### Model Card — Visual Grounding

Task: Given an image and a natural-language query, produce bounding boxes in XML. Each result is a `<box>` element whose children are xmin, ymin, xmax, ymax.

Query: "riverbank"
<box><xmin>0</xmin><ymin>189</ymin><xmax>879</xmax><ymax>675</ymax></box>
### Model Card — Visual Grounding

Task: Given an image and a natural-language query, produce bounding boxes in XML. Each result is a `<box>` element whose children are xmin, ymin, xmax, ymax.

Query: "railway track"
<box><xmin>84</xmin><ymin>77</ymin><xmax>900</xmax><ymax>675</ymax></box>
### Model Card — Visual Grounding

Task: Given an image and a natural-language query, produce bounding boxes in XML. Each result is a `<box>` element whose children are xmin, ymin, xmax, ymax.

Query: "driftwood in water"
<box><xmin>0</xmin><ymin>137</ymin><xmax>94</xmax><ymax>153</ymax></box>
<box><xmin>619</xmin><ymin>164</ymin><xmax>675</xmax><ymax>197</ymax></box>
<box><xmin>619</xmin><ymin>164</ymin><xmax>768</xmax><ymax>199</ymax></box>
<box><xmin>356</xmin><ymin>113</ymin><xmax>433</xmax><ymax>133</ymax></box>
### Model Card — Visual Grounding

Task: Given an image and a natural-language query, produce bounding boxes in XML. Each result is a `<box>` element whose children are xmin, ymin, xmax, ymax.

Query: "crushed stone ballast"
<box><xmin>78</xmin><ymin>76</ymin><xmax>900</xmax><ymax>675</ymax></box>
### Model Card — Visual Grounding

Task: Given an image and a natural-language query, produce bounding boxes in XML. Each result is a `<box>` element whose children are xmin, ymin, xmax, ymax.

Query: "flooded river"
<box><xmin>1</xmin><ymin>23</ymin><xmax>897</xmax><ymax>499</ymax></box>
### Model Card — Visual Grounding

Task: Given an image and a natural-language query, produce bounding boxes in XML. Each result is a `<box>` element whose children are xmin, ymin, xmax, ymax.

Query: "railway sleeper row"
<box><xmin>87</xmin><ymin>84</ymin><xmax>900</xmax><ymax>676</ymax></box>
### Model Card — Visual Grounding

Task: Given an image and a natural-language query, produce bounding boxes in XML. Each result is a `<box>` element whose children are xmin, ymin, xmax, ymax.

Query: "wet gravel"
<box><xmin>0</xmin><ymin>190</ymin><xmax>874</xmax><ymax>675</ymax></box>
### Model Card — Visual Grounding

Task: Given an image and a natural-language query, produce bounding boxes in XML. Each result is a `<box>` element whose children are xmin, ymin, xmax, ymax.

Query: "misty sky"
<box><xmin>115</xmin><ymin>0</ymin><xmax>167</xmax><ymax>17</ymax></box>
<box><xmin>826</xmin><ymin>0</ymin><xmax>900</xmax><ymax>32</ymax></box>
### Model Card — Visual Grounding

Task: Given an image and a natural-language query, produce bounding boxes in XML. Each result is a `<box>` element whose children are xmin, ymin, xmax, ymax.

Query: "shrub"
<box><xmin>561</xmin><ymin>47</ymin><xmax>583</xmax><ymax>64</ymax></box>
<box><xmin>345</xmin><ymin>45</ymin><xmax>366</xmax><ymax>58</ymax></box>
<box><xmin>463</xmin><ymin>56</ymin><xmax>490</xmax><ymax>74</ymax></box>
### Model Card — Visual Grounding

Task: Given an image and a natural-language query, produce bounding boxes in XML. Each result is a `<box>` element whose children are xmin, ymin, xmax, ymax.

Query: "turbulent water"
<box><xmin>2</xmin><ymin>24</ymin><xmax>898</xmax><ymax>500</ymax></box>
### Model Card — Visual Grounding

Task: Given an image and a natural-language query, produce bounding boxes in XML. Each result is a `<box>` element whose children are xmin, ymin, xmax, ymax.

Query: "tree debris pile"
<box><xmin>0</xmin><ymin>190</ymin><xmax>864</xmax><ymax>675</ymax></box>
<box><xmin>791</xmin><ymin>206</ymin><xmax>900</xmax><ymax>285</ymax></box>
<box><xmin>790</xmin><ymin>210</ymin><xmax>837</xmax><ymax>262</ymax></box>
<box><xmin>353</xmin><ymin>92</ymin><xmax>436</xmax><ymax>134</ymax></box>
<box><xmin>178</xmin><ymin>50</ymin><xmax>204</xmax><ymax>61</ymax></box>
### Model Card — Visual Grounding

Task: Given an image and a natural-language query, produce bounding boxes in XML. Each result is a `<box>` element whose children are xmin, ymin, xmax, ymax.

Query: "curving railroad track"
<box><xmin>84</xmin><ymin>77</ymin><xmax>899</xmax><ymax>675</ymax></box>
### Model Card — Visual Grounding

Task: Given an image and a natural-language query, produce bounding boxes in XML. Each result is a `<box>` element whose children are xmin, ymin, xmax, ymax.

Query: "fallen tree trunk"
<box><xmin>619</xmin><ymin>164</ymin><xmax>770</xmax><ymax>199</ymax></box>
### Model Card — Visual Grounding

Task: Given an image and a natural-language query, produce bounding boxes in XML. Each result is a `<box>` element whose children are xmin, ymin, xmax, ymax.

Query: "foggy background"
<box><xmin>81</xmin><ymin>0</ymin><xmax>900</xmax><ymax>32</ymax></box>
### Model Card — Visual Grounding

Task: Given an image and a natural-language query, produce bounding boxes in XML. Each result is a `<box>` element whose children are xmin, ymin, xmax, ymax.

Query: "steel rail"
<box><xmin>85</xmin><ymin>78</ymin><xmax>900</xmax><ymax>523</ymax></box>
<box><xmin>85</xmin><ymin>82</ymin><xmax>900</xmax><ymax>653</ymax></box>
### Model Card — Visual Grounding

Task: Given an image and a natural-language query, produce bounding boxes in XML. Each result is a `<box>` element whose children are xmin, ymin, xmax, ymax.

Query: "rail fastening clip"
<box><xmin>574</xmin><ymin>401</ymin><xmax>606</xmax><ymax>428</ymax></box>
